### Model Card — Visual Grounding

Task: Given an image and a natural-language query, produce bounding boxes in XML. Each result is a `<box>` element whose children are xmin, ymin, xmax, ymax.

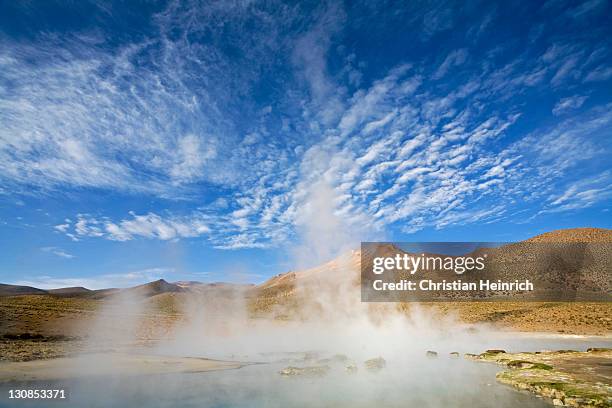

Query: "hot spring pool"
<box><xmin>1</xmin><ymin>336</ymin><xmax>609</xmax><ymax>408</ymax></box>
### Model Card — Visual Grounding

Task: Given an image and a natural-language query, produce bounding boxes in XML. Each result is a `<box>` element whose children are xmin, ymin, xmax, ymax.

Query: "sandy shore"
<box><xmin>0</xmin><ymin>352</ymin><xmax>244</xmax><ymax>382</ymax></box>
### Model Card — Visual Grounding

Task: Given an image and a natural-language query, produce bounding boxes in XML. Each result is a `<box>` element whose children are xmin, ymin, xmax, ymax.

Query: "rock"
<box><xmin>507</xmin><ymin>360</ymin><xmax>553</xmax><ymax>370</ymax></box>
<box><xmin>586</xmin><ymin>347</ymin><xmax>610</xmax><ymax>353</ymax></box>
<box><xmin>449</xmin><ymin>352</ymin><xmax>460</xmax><ymax>358</ymax></box>
<box><xmin>426</xmin><ymin>351</ymin><xmax>438</xmax><ymax>358</ymax></box>
<box><xmin>464</xmin><ymin>353</ymin><xmax>479</xmax><ymax>359</ymax></box>
<box><xmin>563</xmin><ymin>397</ymin><xmax>580</xmax><ymax>407</ymax></box>
<box><xmin>492</xmin><ymin>349</ymin><xmax>612</xmax><ymax>408</ymax></box>
<box><xmin>345</xmin><ymin>364</ymin><xmax>358</xmax><ymax>374</ymax></box>
<box><xmin>279</xmin><ymin>365</ymin><xmax>330</xmax><ymax>377</ymax></box>
<box><xmin>364</xmin><ymin>357</ymin><xmax>386</xmax><ymax>371</ymax></box>
<box><xmin>479</xmin><ymin>349</ymin><xmax>509</xmax><ymax>360</ymax></box>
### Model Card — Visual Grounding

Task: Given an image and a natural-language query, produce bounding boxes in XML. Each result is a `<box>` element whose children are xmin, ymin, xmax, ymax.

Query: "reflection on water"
<box><xmin>0</xmin><ymin>356</ymin><xmax>548</xmax><ymax>408</ymax></box>
<box><xmin>1</xmin><ymin>361</ymin><xmax>549</xmax><ymax>408</ymax></box>
<box><xmin>1</xmin><ymin>337</ymin><xmax>609</xmax><ymax>408</ymax></box>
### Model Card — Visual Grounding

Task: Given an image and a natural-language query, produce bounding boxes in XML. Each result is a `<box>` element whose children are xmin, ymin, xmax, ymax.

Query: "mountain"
<box><xmin>1</xmin><ymin>228</ymin><xmax>609</xmax><ymax>304</ymax></box>
<box><xmin>250</xmin><ymin>227</ymin><xmax>612</xmax><ymax>311</ymax></box>
<box><xmin>0</xmin><ymin>279</ymin><xmax>247</xmax><ymax>299</ymax></box>
<box><xmin>474</xmin><ymin>228</ymin><xmax>612</xmax><ymax>301</ymax></box>
<box><xmin>122</xmin><ymin>279</ymin><xmax>185</xmax><ymax>298</ymax></box>
<box><xmin>172</xmin><ymin>281</ymin><xmax>254</xmax><ymax>290</ymax></box>
<box><xmin>172</xmin><ymin>281</ymin><xmax>203</xmax><ymax>288</ymax></box>
<box><xmin>89</xmin><ymin>288</ymin><xmax>121</xmax><ymax>299</ymax></box>
<box><xmin>526</xmin><ymin>228</ymin><xmax>612</xmax><ymax>243</ymax></box>
<box><xmin>0</xmin><ymin>284</ymin><xmax>47</xmax><ymax>296</ymax></box>
<box><xmin>48</xmin><ymin>287</ymin><xmax>92</xmax><ymax>297</ymax></box>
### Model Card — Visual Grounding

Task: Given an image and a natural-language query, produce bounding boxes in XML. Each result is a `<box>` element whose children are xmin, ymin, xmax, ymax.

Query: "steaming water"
<box><xmin>1</xmin><ymin>361</ymin><xmax>546</xmax><ymax>408</ymax></box>
<box><xmin>1</xmin><ymin>337</ymin><xmax>609</xmax><ymax>408</ymax></box>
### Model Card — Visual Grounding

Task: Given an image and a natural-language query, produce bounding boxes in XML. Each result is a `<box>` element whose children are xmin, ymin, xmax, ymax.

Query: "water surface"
<box><xmin>1</xmin><ymin>336</ymin><xmax>609</xmax><ymax>408</ymax></box>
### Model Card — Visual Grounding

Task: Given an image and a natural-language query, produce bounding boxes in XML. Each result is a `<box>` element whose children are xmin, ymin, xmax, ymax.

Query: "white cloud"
<box><xmin>552</xmin><ymin>95</ymin><xmax>588</xmax><ymax>115</ymax></box>
<box><xmin>53</xmin><ymin>67</ymin><xmax>612</xmax><ymax>247</ymax></box>
<box><xmin>62</xmin><ymin>212</ymin><xmax>210</xmax><ymax>242</ymax></box>
<box><xmin>584</xmin><ymin>65</ymin><xmax>612</xmax><ymax>82</ymax></box>
<box><xmin>338</xmin><ymin>64</ymin><xmax>412</xmax><ymax>136</ymax></box>
<box><xmin>0</xmin><ymin>1</ymin><xmax>307</xmax><ymax>196</ymax></box>
<box><xmin>551</xmin><ymin>56</ymin><xmax>580</xmax><ymax>85</ymax></box>
<box><xmin>213</xmin><ymin>234</ymin><xmax>271</xmax><ymax>250</ymax></box>
<box><xmin>3</xmin><ymin>2</ymin><xmax>609</xmax><ymax>248</ymax></box>
<box><xmin>169</xmin><ymin>134</ymin><xmax>217</xmax><ymax>183</ymax></box>
<box><xmin>567</xmin><ymin>0</ymin><xmax>607</xmax><ymax>18</ymax></box>
<box><xmin>541</xmin><ymin>172</ymin><xmax>612</xmax><ymax>214</ymax></box>
<box><xmin>54</xmin><ymin>223</ymin><xmax>70</xmax><ymax>233</ymax></box>
<box><xmin>40</xmin><ymin>246</ymin><xmax>75</xmax><ymax>259</ymax></box>
<box><xmin>432</xmin><ymin>48</ymin><xmax>468</xmax><ymax>80</ymax></box>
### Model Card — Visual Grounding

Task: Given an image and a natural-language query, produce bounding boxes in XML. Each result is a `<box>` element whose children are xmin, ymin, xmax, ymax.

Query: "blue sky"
<box><xmin>1</xmin><ymin>0</ymin><xmax>611</xmax><ymax>289</ymax></box>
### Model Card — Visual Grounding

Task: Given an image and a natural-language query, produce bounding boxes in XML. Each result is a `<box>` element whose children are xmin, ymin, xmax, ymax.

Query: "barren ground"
<box><xmin>0</xmin><ymin>294</ymin><xmax>610</xmax><ymax>362</ymax></box>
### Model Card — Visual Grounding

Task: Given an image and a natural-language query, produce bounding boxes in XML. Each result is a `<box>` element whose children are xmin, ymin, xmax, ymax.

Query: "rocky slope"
<box><xmin>251</xmin><ymin>227</ymin><xmax>612</xmax><ymax>307</ymax></box>
<box><xmin>470</xmin><ymin>348</ymin><xmax>612</xmax><ymax>407</ymax></box>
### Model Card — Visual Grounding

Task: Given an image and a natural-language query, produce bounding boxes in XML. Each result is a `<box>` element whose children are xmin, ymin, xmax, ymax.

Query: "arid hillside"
<box><xmin>247</xmin><ymin>228</ymin><xmax>611</xmax><ymax>334</ymax></box>
<box><xmin>525</xmin><ymin>228</ymin><xmax>612</xmax><ymax>243</ymax></box>
<box><xmin>250</xmin><ymin>227</ymin><xmax>612</xmax><ymax>307</ymax></box>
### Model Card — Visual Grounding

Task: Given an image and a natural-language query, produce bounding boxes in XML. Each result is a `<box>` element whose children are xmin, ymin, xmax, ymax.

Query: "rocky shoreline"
<box><xmin>467</xmin><ymin>348</ymin><xmax>611</xmax><ymax>407</ymax></box>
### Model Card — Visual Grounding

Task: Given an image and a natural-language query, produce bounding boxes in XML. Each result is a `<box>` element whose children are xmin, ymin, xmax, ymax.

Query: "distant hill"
<box><xmin>172</xmin><ymin>281</ymin><xmax>203</xmax><ymax>288</ymax></box>
<box><xmin>0</xmin><ymin>279</ymin><xmax>250</xmax><ymax>299</ymax></box>
<box><xmin>0</xmin><ymin>284</ymin><xmax>119</xmax><ymax>299</ymax></box>
<box><xmin>88</xmin><ymin>288</ymin><xmax>121</xmax><ymax>299</ymax></box>
<box><xmin>0</xmin><ymin>284</ymin><xmax>47</xmax><ymax>296</ymax></box>
<box><xmin>48</xmin><ymin>287</ymin><xmax>92</xmax><ymax>297</ymax></box>
<box><xmin>1</xmin><ymin>228</ymin><xmax>609</xmax><ymax>305</ymax></box>
<box><xmin>122</xmin><ymin>279</ymin><xmax>185</xmax><ymax>298</ymax></box>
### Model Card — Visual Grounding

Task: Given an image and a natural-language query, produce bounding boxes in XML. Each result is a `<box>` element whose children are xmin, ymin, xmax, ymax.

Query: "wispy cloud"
<box><xmin>552</xmin><ymin>95</ymin><xmax>588</xmax><ymax>115</ymax></box>
<box><xmin>59</xmin><ymin>212</ymin><xmax>209</xmax><ymax>242</ymax></box>
<box><xmin>540</xmin><ymin>171</ymin><xmax>612</xmax><ymax>214</ymax></box>
<box><xmin>40</xmin><ymin>246</ymin><xmax>75</xmax><ymax>259</ymax></box>
<box><xmin>52</xmin><ymin>60</ymin><xmax>612</xmax><ymax>246</ymax></box>
<box><xmin>0</xmin><ymin>0</ymin><xmax>307</xmax><ymax>196</ymax></box>
<box><xmin>584</xmin><ymin>65</ymin><xmax>612</xmax><ymax>82</ymax></box>
<box><xmin>2</xmin><ymin>0</ymin><xmax>611</xmax><ymax>250</ymax></box>
<box><xmin>432</xmin><ymin>48</ymin><xmax>468</xmax><ymax>80</ymax></box>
